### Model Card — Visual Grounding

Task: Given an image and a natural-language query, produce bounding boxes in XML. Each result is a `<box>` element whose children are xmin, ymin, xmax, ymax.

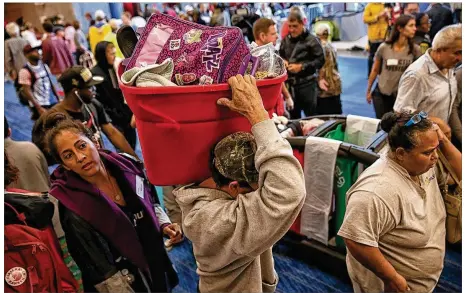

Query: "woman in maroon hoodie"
<box><xmin>44</xmin><ymin>114</ymin><xmax>181</xmax><ymax>292</ymax></box>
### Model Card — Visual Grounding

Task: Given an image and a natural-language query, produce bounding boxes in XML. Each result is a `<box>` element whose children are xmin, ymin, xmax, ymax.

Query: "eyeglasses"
<box><xmin>404</xmin><ymin>111</ymin><xmax>428</xmax><ymax>127</ymax></box>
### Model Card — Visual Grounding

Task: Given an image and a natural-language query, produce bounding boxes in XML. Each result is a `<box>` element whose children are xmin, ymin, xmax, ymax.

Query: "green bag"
<box><xmin>59</xmin><ymin>237</ymin><xmax>84</xmax><ymax>293</ymax></box>
<box><xmin>324</xmin><ymin>124</ymin><xmax>359</xmax><ymax>249</ymax></box>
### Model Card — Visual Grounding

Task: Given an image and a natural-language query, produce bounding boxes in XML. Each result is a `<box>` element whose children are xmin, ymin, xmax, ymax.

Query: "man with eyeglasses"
<box><xmin>395</xmin><ymin>24</ymin><xmax>461</xmax><ymax>133</ymax></box>
<box><xmin>402</xmin><ymin>3</ymin><xmax>420</xmax><ymax>15</ymax></box>
<box><xmin>32</xmin><ymin>66</ymin><xmax>138</xmax><ymax>165</ymax></box>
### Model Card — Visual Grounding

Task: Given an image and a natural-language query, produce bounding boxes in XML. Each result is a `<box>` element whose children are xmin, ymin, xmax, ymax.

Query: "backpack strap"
<box><xmin>14</xmin><ymin>64</ymin><xmax>36</xmax><ymax>91</ymax></box>
<box><xmin>24</xmin><ymin>64</ymin><xmax>37</xmax><ymax>88</ymax></box>
<box><xmin>4</xmin><ymin>202</ymin><xmax>28</xmax><ymax>226</ymax></box>
<box><xmin>43</xmin><ymin>64</ymin><xmax>60</xmax><ymax>100</ymax></box>
<box><xmin>438</xmin><ymin>149</ymin><xmax>461</xmax><ymax>186</ymax></box>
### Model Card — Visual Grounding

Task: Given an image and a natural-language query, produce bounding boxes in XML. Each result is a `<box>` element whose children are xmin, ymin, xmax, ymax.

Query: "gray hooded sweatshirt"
<box><xmin>173</xmin><ymin>120</ymin><xmax>306</xmax><ymax>293</ymax></box>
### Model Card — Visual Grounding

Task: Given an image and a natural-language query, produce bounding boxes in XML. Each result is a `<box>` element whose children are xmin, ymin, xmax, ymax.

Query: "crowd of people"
<box><xmin>364</xmin><ymin>3</ymin><xmax>462</xmax><ymax>144</ymax></box>
<box><xmin>3</xmin><ymin>2</ymin><xmax>463</xmax><ymax>293</ymax></box>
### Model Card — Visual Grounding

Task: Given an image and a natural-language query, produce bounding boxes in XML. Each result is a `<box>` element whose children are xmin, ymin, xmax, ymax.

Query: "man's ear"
<box><xmin>228</xmin><ymin>181</ymin><xmax>240</xmax><ymax>196</ymax></box>
<box><xmin>259</xmin><ymin>32</ymin><xmax>266</xmax><ymax>43</ymax></box>
<box><xmin>8</xmin><ymin>128</ymin><xmax>12</xmax><ymax>138</ymax></box>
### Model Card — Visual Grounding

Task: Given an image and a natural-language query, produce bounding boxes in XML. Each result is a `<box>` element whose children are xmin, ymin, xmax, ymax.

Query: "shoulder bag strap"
<box><xmin>438</xmin><ymin>149</ymin><xmax>461</xmax><ymax>186</ymax></box>
<box><xmin>24</xmin><ymin>64</ymin><xmax>36</xmax><ymax>86</ymax></box>
<box><xmin>43</xmin><ymin>64</ymin><xmax>60</xmax><ymax>100</ymax></box>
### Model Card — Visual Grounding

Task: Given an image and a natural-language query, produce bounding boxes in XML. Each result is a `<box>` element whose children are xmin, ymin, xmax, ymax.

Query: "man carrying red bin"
<box><xmin>173</xmin><ymin>75</ymin><xmax>306</xmax><ymax>293</ymax></box>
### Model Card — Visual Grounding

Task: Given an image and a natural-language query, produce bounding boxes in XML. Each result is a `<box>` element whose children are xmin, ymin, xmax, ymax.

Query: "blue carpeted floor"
<box><xmin>4</xmin><ymin>56</ymin><xmax>461</xmax><ymax>292</ymax></box>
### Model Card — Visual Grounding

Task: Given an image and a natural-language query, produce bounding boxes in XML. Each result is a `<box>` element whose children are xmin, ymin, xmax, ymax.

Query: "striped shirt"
<box><xmin>4</xmin><ymin>37</ymin><xmax>28</xmax><ymax>74</ymax></box>
<box><xmin>18</xmin><ymin>61</ymin><xmax>53</xmax><ymax>106</ymax></box>
<box><xmin>394</xmin><ymin>49</ymin><xmax>457</xmax><ymax>122</ymax></box>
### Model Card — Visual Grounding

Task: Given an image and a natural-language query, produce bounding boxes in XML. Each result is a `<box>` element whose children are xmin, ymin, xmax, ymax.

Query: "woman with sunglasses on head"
<box><xmin>44</xmin><ymin>114</ymin><xmax>180</xmax><ymax>293</ymax></box>
<box><xmin>366</xmin><ymin>14</ymin><xmax>422</xmax><ymax>119</ymax></box>
<box><xmin>338</xmin><ymin>111</ymin><xmax>461</xmax><ymax>293</ymax></box>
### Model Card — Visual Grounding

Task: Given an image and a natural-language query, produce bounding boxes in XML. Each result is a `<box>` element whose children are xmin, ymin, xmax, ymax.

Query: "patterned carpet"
<box><xmin>4</xmin><ymin>56</ymin><xmax>461</xmax><ymax>292</ymax></box>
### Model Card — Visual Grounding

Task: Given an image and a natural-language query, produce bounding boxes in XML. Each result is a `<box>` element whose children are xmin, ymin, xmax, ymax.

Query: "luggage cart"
<box><xmin>277</xmin><ymin>116</ymin><xmax>460</xmax><ymax>292</ymax></box>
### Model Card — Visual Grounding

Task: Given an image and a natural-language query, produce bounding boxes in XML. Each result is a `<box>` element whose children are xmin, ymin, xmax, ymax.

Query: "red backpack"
<box><xmin>4</xmin><ymin>196</ymin><xmax>79</xmax><ymax>293</ymax></box>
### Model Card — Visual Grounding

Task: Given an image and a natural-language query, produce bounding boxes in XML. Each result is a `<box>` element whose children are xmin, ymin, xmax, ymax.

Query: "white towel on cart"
<box><xmin>301</xmin><ymin>136</ymin><xmax>341</xmax><ymax>245</ymax></box>
<box><xmin>345</xmin><ymin>115</ymin><xmax>380</xmax><ymax>147</ymax></box>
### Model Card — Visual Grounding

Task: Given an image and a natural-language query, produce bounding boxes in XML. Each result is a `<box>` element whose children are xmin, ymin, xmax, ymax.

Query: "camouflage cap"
<box><xmin>213</xmin><ymin>132</ymin><xmax>259</xmax><ymax>184</ymax></box>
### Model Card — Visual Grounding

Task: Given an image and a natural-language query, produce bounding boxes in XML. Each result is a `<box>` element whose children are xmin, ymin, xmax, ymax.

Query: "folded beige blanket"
<box><xmin>121</xmin><ymin>58</ymin><xmax>177</xmax><ymax>87</ymax></box>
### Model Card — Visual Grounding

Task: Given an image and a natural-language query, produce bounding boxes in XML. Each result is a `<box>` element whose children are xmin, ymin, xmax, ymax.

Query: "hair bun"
<box><xmin>43</xmin><ymin>112</ymin><xmax>68</xmax><ymax>131</ymax></box>
<box><xmin>380</xmin><ymin>112</ymin><xmax>399</xmax><ymax>133</ymax></box>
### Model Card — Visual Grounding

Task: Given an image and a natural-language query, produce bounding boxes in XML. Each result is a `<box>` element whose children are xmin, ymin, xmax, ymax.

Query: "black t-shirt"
<box><xmin>65</xmin><ymin>99</ymin><xmax>112</xmax><ymax>132</ymax></box>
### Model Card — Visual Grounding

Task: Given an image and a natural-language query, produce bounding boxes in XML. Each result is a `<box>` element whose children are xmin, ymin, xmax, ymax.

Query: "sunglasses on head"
<box><xmin>404</xmin><ymin>111</ymin><xmax>428</xmax><ymax>127</ymax></box>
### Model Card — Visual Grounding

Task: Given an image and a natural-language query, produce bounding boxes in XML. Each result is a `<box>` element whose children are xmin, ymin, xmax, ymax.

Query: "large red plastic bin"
<box><xmin>118</xmin><ymin>64</ymin><xmax>287</xmax><ymax>185</ymax></box>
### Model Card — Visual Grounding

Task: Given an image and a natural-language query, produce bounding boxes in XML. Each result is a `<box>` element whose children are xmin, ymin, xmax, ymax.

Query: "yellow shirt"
<box><xmin>363</xmin><ymin>3</ymin><xmax>389</xmax><ymax>42</ymax></box>
<box><xmin>89</xmin><ymin>24</ymin><xmax>112</xmax><ymax>54</ymax></box>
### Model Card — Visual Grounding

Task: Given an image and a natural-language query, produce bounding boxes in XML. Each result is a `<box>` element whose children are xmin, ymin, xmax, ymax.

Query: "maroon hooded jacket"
<box><xmin>49</xmin><ymin>150</ymin><xmax>178</xmax><ymax>291</ymax></box>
